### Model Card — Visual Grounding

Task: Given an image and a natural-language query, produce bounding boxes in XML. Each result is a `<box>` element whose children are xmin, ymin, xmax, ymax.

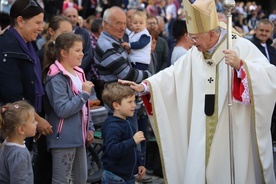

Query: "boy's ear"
<box><xmin>112</xmin><ymin>101</ymin><xmax>120</xmax><ymax>110</ymax></box>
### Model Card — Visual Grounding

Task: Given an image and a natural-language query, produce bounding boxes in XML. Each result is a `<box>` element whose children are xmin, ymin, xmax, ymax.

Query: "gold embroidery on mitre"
<box><xmin>183</xmin><ymin>0</ymin><xmax>219</xmax><ymax>34</ymax></box>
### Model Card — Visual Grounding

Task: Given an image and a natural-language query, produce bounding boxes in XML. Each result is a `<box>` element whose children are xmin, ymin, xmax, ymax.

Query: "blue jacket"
<box><xmin>101</xmin><ymin>116</ymin><xmax>142</xmax><ymax>181</ymax></box>
<box><xmin>0</xmin><ymin>29</ymin><xmax>39</xmax><ymax>107</ymax></box>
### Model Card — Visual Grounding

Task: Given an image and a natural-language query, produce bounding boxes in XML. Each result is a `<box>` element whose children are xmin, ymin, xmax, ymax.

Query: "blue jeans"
<box><xmin>101</xmin><ymin>170</ymin><xmax>135</xmax><ymax>184</ymax></box>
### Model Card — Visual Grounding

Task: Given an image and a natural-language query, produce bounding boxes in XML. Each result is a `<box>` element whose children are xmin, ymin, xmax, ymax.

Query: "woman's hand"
<box><xmin>35</xmin><ymin>113</ymin><xmax>53</xmax><ymax>135</ymax></box>
<box><xmin>86</xmin><ymin>130</ymin><xmax>94</xmax><ymax>145</ymax></box>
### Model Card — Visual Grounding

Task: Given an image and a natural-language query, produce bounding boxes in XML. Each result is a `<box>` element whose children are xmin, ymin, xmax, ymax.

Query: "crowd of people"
<box><xmin>0</xmin><ymin>0</ymin><xmax>276</xmax><ymax>184</ymax></box>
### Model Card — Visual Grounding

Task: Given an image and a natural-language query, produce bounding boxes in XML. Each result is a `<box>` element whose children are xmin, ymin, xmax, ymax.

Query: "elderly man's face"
<box><xmin>188</xmin><ymin>32</ymin><xmax>214</xmax><ymax>52</ymax></box>
<box><xmin>105</xmin><ymin>12</ymin><xmax>126</xmax><ymax>40</ymax></box>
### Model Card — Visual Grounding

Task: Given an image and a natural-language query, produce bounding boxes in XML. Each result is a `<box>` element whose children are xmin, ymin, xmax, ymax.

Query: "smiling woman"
<box><xmin>0</xmin><ymin>0</ymin><xmax>54</xmax><ymax>183</ymax></box>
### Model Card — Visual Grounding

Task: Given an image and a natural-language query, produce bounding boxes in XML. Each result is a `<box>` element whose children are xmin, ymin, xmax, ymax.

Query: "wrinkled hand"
<box><xmin>35</xmin><ymin>113</ymin><xmax>53</xmax><ymax>135</ymax></box>
<box><xmin>82</xmin><ymin>81</ymin><xmax>94</xmax><ymax>94</ymax></box>
<box><xmin>133</xmin><ymin>131</ymin><xmax>145</xmax><ymax>144</ymax></box>
<box><xmin>138</xmin><ymin>166</ymin><xmax>146</xmax><ymax>179</ymax></box>
<box><xmin>118</xmin><ymin>79</ymin><xmax>145</xmax><ymax>93</ymax></box>
<box><xmin>223</xmin><ymin>49</ymin><xmax>241</xmax><ymax>70</ymax></box>
<box><xmin>86</xmin><ymin>130</ymin><xmax>94</xmax><ymax>145</ymax></box>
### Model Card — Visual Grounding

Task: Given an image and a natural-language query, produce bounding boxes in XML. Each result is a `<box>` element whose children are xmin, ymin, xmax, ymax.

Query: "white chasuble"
<box><xmin>145</xmin><ymin>34</ymin><xmax>276</xmax><ymax>184</ymax></box>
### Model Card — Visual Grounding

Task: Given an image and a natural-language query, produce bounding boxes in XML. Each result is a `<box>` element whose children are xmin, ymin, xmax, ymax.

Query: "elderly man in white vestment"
<box><xmin>119</xmin><ymin>0</ymin><xmax>276</xmax><ymax>183</ymax></box>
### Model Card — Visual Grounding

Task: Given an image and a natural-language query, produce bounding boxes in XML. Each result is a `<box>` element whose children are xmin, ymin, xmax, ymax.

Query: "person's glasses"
<box><xmin>19</xmin><ymin>0</ymin><xmax>38</xmax><ymax>15</ymax></box>
<box><xmin>187</xmin><ymin>32</ymin><xmax>207</xmax><ymax>43</ymax></box>
<box><xmin>114</xmin><ymin>21</ymin><xmax>126</xmax><ymax>28</ymax></box>
<box><xmin>148</xmin><ymin>22</ymin><xmax>157</xmax><ymax>26</ymax></box>
<box><xmin>106</xmin><ymin>20</ymin><xmax>126</xmax><ymax>28</ymax></box>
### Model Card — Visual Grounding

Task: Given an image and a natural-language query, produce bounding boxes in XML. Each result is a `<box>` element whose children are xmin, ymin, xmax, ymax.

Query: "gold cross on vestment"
<box><xmin>185</xmin><ymin>10</ymin><xmax>192</xmax><ymax>24</ymax></box>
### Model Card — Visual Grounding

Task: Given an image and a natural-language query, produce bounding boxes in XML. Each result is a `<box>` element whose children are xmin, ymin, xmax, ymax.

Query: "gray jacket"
<box><xmin>45</xmin><ymin>61</ymin><xmax>94</xmax><ymax>150</ymax></box>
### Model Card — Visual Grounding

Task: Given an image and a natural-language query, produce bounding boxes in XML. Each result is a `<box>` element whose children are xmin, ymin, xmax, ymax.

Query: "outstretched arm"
<box><xmin>118</xmin><ymin>79</ymin><xmax>145</xmax><ymax>93</ymax></box>
<box><xmin>118</xmin><ymin>79</ymin><xmax>153</xmax><ymax>115</ymax></box>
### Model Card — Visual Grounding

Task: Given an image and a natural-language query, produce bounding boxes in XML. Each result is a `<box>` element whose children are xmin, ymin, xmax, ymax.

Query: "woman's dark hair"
<box><xmin>172</xmin><ymin>19</ymin><xmax>188</xmax><ymax>41</ymax></box>
<box><xmin>46</xmin><ymin>15</ymin><xmax>72</xmax><ymax>41</ymax></box>
<box><xmin>10</xmin><ymin>0</ymin><xmax>44</xmax><ymax>26</ymax></box>
<box><xmin>43</xmin><ymin>33</ymin><xmax>83</xmax><ymax>82</ymax></box>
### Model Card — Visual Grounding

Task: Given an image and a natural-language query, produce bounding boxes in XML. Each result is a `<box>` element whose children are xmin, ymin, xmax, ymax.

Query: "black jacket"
<box><xmin>250</xmin><ymin>34</ymin><xmax>276</xmax><ymax>66</ymax></box>
<box><xmin>250</xmin><ymin>35</ymin><xmax>276</xmax><ymax>140</ymax></box>
<box><xmin>0</xmin><ymin>29</ymin><xmax>38</xmax><ymax>107</ymax></box>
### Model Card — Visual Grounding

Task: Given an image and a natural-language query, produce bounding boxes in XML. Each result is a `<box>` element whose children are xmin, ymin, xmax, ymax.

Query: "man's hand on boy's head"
<box><xmin>133</xmin><ymin>131</ymin><xmax>145</xmax><ymax>144</ymax></box>
<box><xmin>118</xmin><ymin>79</ymin><xmax>145</xmax><ymax>93</ymax></box>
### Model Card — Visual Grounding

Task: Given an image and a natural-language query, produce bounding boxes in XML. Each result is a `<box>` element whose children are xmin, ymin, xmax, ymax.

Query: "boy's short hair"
<box><xmin>102</xmin><ymin>82</ymin><xmax>135</xmax><ymax>110</ymax></box>
<box><xmin>131</xmin><ymin>10</ymin><xmax>147</xmax><ymax>22</ymax></box>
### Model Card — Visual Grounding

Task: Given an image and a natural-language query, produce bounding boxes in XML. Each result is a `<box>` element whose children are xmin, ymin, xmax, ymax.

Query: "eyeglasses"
<box><xmin>19</xmin><ymin>0</ymin><xmax>38</xmax><ymax>16</ymax></box>
<box><xmin>148</xmin><ymin>22</ymin><xmax>157</xmax><ymax>26</ymax></box>
<box><xmin>106</xmin><ymin>20</ymin><xmax>126</xmax><ymax>28</ymax></box>
<box><xmin>114</xmin><ymin>21</ymin><xmax>126</xmax><ymax>27</ymax></box>
<box><xmin>187</xmin><ymin>32</ymin><xmax>208</xmax><ymax>43</ymax></box>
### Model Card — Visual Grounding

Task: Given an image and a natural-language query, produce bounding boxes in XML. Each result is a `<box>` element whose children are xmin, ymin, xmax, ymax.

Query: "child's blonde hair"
<box><xmin>101</xmin><ymin>82</ymin><xmax>135</xmax><ymax>110</ymax></box>
<box><xmin>131</xmin><ymin>10</ymin><xmax>147</xmax><ymax>22</ymax></box>
<box><xmin>0</xmin><ymin>101</ymin><xmax>34</xmax><ymax>138</ymax></box>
